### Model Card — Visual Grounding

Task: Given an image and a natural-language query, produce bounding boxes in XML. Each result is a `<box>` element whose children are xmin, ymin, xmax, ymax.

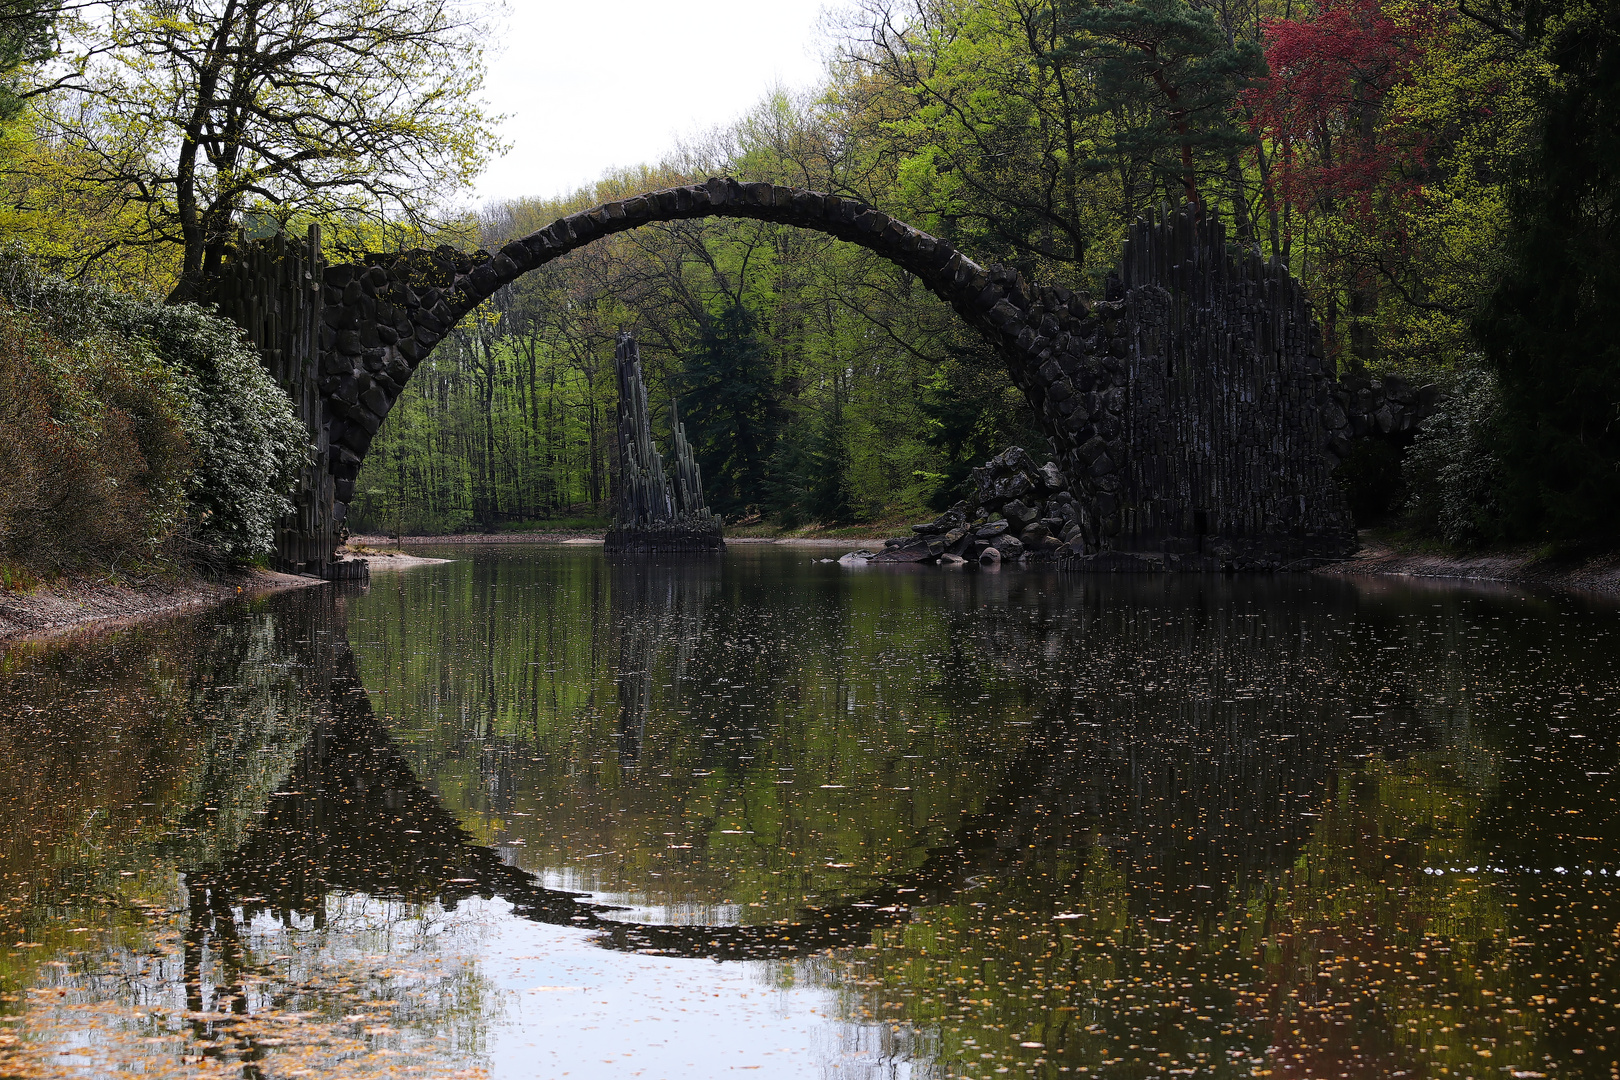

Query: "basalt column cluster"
<box><xmin>1012</xmin><ymin>205</ymin><xmax>1358</xmax><ymax>569</ymax></box>
<box><xmin>203</xmin><ymin>228</ymin><xmax>366</xmax><ymax>580</ymax></box>
<box><xmin>604</xmin><ymin>334</ymin><xmax>723</xmax><ymax>554</ymax></box>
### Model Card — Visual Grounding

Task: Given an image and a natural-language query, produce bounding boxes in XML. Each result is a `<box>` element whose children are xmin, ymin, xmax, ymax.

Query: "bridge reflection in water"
<box><xmin>0</xmin><ymin>551</ymin><xmax>1617</xmax><ymax>1079</ymax></box>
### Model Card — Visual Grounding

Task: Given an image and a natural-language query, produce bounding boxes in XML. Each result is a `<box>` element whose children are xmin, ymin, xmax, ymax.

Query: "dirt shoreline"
<box><xmin>1316</xmin><ymin>535</ymin><xmax>1620</xmax><ymax>596</ymax></box>
<box><xmin>0</xmin><ymin>567</ymin><xmax>324</xmax><ymax>644</ymax></box>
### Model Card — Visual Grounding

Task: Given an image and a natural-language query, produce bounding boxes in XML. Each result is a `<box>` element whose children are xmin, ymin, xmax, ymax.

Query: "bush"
<box><xmin>0</xmin><ymin>250</ymin><xmax>307</xmax><ymax>566</ymax></box>
<box><xmin>1401</xmin><ymin>367</ymin><xmax>1505</xmax><ymax>547</ymax></box>
<box><xmin>0</xmin><ymin>308</ymin><xmax>192</xmax><ymax>571</ymax></box>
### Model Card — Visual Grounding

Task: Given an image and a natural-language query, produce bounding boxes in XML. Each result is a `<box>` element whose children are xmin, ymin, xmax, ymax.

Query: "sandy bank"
<box><xmin>339</xmin><ymin>543</ymin><xmax>453</xmax><ymax>569</ymax></box>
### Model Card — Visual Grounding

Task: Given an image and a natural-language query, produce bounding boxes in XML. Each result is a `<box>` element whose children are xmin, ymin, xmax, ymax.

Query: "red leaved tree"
<box><xmin>1245</xmin><ymin>0</ymin><xmax>1444</xmax><ymax>363</ymax></box>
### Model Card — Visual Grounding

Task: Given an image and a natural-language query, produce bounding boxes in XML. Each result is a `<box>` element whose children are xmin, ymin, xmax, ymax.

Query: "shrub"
<box><xmin>1401</xmin><ymin>367</ymin><xmax>1505</xmax><ymax>547</ymax></box>
<box><xmin>0</xmin><ymin>308</ymin><xmax>192</xmax><ymax>571</ymax></box>
<box><xmin>0</xmin><ymin>250</ymin><xmax>307</xmax><ymax>563</ymax></box>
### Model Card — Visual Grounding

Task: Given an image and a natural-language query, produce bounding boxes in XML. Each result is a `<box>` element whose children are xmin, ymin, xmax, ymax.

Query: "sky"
<box><xmin>471</xmin><ymin>0</ymin><xmax>838</xmax><ymax>208</ymax></box>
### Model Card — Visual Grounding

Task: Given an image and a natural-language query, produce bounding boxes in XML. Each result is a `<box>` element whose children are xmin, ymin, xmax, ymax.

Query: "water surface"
<box><xmin>0</xmin><ymin>546</ymin><xmax>1616</xmax><ymax>1078</ymax></box>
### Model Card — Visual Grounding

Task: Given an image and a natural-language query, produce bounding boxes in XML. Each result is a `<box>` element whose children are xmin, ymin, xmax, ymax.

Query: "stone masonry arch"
<box><xmin>214</xmin><ymin>179</ymin><xmax>1368</xmax><ymax>574</ymax></box>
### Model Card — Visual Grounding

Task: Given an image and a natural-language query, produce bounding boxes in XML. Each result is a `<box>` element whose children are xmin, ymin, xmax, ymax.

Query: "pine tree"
<box><xmin>1058</xmin><ymin>0</ymin><xmax>1264</xmax><ymax>205</ymax></box>
<box><xmin>679</xmin><ymin>303</ymin><xmax>780</xmax><ymax>517</ymax></box>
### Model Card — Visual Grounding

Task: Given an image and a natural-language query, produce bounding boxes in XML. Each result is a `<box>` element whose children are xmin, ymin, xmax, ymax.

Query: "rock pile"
<box><xmin>871</xmin><ymin>448</ymin><xmax>1077</xmax><ymax>566</ymax></box>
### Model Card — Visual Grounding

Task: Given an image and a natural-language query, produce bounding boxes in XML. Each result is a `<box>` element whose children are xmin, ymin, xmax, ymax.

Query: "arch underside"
<box><xmin>315</xmin><ymin>179</ymin><xmax>1359</xmax><ymax>568</ymax></box>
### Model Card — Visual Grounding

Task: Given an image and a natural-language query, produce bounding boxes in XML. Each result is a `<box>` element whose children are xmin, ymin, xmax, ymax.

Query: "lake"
<box><xmin>0</xmin><ymin>544</ymin><xmax>1616</xmax><ymax>1079</ymax></box>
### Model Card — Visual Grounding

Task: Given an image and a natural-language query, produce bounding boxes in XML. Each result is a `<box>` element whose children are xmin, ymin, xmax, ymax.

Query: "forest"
<box><xmin>0</xmin><ymin>0</ymin><xmax>1616</xmax><ymax>561</ymax></box>
<box><xmin>344</xmin><ymin>0</ymin><xmax>1620</xmax><ymax>542</ymax></box>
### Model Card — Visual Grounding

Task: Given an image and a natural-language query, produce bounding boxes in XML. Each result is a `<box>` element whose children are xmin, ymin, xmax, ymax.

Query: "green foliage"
<box><xmin>0</xmin><ymin>250</ymin><xmax>306</xmax><ymax>562</ymax></box>
<box><xmin>1059</xmin><ymin>0</ymin><xmax>1264</xmax><ymax>203</ymax></box>
<box><xmin>0</xmin><ymin>2</ymin><xmax>59</xmax><ymax>123</ymax></box>
<box><xmin>768</xmin><ymin>392</ymin><xmax>855</xmax><ymax>527</ymax></box>
<box><xmin>1476</xmin><ymin>0</ymin><xmax>1620</xmax><ymax>540</ymax></box>
<box><xmin>919</xmin><ymin>340</ymin><xmax>1046</xmax><ymax>511</ymax></box>
<box><xmin>680</xmin><ymin>303</ymin><xmax>780</xmax><ymax>517</ymax></box>
<box><xmin>1401</xmin><ymin>367</ymin><xmax>1504</xmax><ymax>546</ymax></box>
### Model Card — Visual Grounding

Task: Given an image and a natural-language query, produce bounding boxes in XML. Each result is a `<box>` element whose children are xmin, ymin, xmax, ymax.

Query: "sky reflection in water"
<box><xmin>0</xmin><ymin>545</ymin><xmax>1616</xmax><ymax>1078</ymax></box>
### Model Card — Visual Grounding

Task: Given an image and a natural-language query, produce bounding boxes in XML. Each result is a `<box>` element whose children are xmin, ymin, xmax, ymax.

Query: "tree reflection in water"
<box><xmin>0</xmin><ymin>553</ymin><xmax>1617</xmax><ymax>1079</ymax></box>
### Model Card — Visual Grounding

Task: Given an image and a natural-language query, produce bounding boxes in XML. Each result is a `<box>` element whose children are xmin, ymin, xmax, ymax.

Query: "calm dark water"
<box><xmin>0</xmin><ymin>545</ymin><xmax>1618</xmax><ymax>1079</ymax></box>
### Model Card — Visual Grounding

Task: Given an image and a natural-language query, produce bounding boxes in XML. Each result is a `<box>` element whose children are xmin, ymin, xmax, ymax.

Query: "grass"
<box><xmin>0</xmin><ymin>563</ymin><xmax>41</xmax><ymax>593</ymax></box>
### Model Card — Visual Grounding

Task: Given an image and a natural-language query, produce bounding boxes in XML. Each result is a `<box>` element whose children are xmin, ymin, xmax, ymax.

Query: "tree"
<box><xmin>41</xmin><ymin>0</ymin><xmax>501</xmax><ymax>301</ymax></box>
<box><xmin>1476</xmin><ymin>0</ymin><xmax>1620</xmax><ymax>539</ymax></box>
<box><xmin>680</xmin><ymin>302</ymin><xmax>781</xmax><ymax>517</ymax></box>
<box><xmin>0</xmin><ymin>1</ymin><xmax>63</xmax><ymax>122</ymax></box>
<box><xmin>1059</xmin><ymin>0</ymin><xmax>1263</xmax><ymax>207</ymax></box>
<box><xmin>837</xmin><ymin>0</ymin><xmax>1126</xmax><ymax>278</ymax></box>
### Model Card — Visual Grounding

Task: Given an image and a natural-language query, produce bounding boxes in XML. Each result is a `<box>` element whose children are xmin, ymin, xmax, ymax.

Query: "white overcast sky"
<box><xmin>472</xmin><ymin>1</ymin><xmax>838</xmax><ymax>207</ymax></box>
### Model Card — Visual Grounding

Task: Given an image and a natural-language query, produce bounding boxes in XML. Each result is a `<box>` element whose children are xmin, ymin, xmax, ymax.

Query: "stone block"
<box><xmin>1078</xmin><ymin>435</ymin><xmax>1109</xmax><ymax>464</ymax></box>
<box><xmin>359</xmin><ymin>385</ymin><xmax>390</xmax><ymax>417</ymax></box>
<box><xmin>1002</xmin><ymin>499</ymin><xmax>1039</xmax><ymax>528</ymax></box>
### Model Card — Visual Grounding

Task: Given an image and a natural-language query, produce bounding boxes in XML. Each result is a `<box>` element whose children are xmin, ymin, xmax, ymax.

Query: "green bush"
<box><xmin>1401</xmin><ymin>368</ymin><xmax>1505</xmax><ymax>548</ymax></box>
<box><xmin>0</xmin><ymin>251</ymin><xmax>307</xmax><ymax>565</ymax></box>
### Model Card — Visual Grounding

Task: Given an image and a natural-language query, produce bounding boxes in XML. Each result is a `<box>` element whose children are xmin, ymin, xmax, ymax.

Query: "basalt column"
<box><xmin>1099</xmin><ymin>205</ymin><xmax>1357</xmax><ymax>568</ymax></box>
<box><xmin>604</xmin><ymin>333</ymin><xmax>723</xmax><ymax>553</ymax></box>
<box><xmin>203</xmin><ymin>228</ymin><xmax>354</xmax><ymax>577</ymax></box>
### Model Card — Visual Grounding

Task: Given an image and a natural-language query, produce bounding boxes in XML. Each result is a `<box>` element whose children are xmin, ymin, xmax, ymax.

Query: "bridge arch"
<box><xmin>316</xmin><ymin>177</ymin><xmax>1082</xmax><ymax>507</ymax></box>
<box><xmin>218</xmin><ymin>179</ymin><xmax>1360</xmax><ymax>573</ymax></box>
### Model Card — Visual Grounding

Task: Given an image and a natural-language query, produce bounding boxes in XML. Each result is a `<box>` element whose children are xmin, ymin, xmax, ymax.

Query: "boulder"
<box><xmin>1002</xmin><ymin>499</ymin><xmax>1040</xmax><ymax>529</ymax></box>
<box><xmin>992</xmin><ymin>534</ymin><xmax>1025</xmax><ymax>559</ymax></box>
<box><xmin>871</xmin><ymin>543</ymin><xmax>934</xmax><ymax>563</ymax></box>
<box><xmin>975</xmin><ymin>519</ymin><xmax>1009</xmax><ymax>539</ymax></box>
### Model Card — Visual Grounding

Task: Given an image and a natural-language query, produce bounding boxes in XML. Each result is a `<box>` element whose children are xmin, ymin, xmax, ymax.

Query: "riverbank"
<box><xmin>1318</xmin><ymin>532</ymin><xmax>1620</xmax><ymax>596</ymax></box>
<box><xmin>10</xmin><ymin>531</ymin><xmax>1613</xmax><ymax>646</ymax></box>
<box><xmin>346</xmin><ymin>532</ymin><xmax>897</xmax><ymax>548</ymax></box>
<box><xmin>0</xmin><ymin>567</ymin><xmax>322</xmax><ymax>643</ymax></box>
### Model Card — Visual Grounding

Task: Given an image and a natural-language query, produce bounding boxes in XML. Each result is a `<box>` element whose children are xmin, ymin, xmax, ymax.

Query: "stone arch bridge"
<box><xmin>208</xmin><ymin>178</ymin><xmax>1422</xmax><ymax>575</ymax></box>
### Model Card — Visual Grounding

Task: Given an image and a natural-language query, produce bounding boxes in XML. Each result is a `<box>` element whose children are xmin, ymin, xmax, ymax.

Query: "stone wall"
<box><xmin>1017</xmin><ymin>205</ymin><xmax>1357</xmax><ymax>569</ymax></box>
